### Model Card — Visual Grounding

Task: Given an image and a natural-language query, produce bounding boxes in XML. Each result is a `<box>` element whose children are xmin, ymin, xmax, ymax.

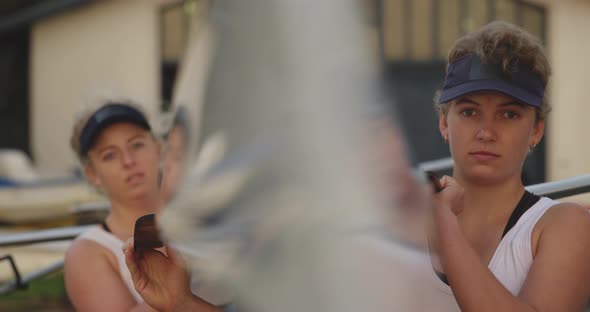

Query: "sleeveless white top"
<box><xmin>77</xmin><ymin>226</ymin><xmax>232</xmax><ymax>306</ymax></box>
<box><xmin>429</xmin><ymin>196</ymin><xmax>559</xmax><ymax>311</ymax></box>
<box><xmin>77</xmin><ymin>226</ymin><xmax>143</xmax><ymax>303</ymax></box>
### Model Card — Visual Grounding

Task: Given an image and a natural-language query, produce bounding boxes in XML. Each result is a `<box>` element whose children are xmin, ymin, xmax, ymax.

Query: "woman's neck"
<box><xmin>454</xmin><ymin>172</ymin><xmax>525</xmax><ymax>221</ymax></box>
<box><xmin>105</xmin><ymin>194</ymin><xmax>163</xmax><ymax>241</ymax></box>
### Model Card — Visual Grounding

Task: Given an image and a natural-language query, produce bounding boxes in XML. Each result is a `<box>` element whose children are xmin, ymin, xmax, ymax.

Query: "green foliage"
<box><xmin>0</xmin><ymin>270</ymin><xmax>73</xmax><ymax>311</ymax></box>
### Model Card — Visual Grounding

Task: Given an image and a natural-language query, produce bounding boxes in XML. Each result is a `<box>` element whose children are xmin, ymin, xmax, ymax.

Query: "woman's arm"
<box><xmin>435</xmin><ymin>178</ymin><xmax>590</xmax><ymax>312</ymax></box>
<box><xmin>435</xmin><ymin>203</ymin><xmax>536</xmax><ymax>311</ymax></box>
<box><xmin>65</xmin><ymin>240</ymin><xmax>156</xmax><ymax>311</ymax></box>
<box><xmin>518</xmin><ymin>204</ymin><xmax>590</xmax><ymax>311</ymax></box>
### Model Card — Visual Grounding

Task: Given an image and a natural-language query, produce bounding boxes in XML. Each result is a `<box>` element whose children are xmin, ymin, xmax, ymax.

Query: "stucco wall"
<box><xmin>30</xmin><ymin>0</ymin><xmax>173</xmax><ymax>174</ymax></box>
<box><xmin>545</xmin><ymin>1</ymin><xmax>590</xmax><ymax>183</ymax></box>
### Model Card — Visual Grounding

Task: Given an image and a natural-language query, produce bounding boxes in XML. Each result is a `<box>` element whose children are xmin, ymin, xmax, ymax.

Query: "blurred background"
<box><xmin>1</xmin><ymin>0</ymin><xmax>589</xmax><ymax>311</ymax></box>
<box><xmin>3</xmin><ymin>0</ymin><xmax>589</xmax><ymax>186</ymax></box>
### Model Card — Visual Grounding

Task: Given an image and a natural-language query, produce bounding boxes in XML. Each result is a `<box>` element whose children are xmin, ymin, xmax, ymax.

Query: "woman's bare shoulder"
<box><xmin>65</xmin><ymin>237</ymin><xmax>137</xmax><ymax>310</ymax></box>
<box><xmin>535</xmin><ymin>201</ymin><xmax>590</xmax><ymax>243</ymax></box>
<box><xmin>540</xmin><ymin>201</ymin><xmax>590</xmax><ymax>227</ymax></box>
<box><xmin>530</xmin><ymin>202</ymin><xmax>590</xmax><ymax>253</ymax></box>
<box><xmin>65</xmin><ymin>236</ymin><xmax>119</xmax><ymax>272</ymax></box>
<box><xmin>522</xmin><ymin>202</ymin><xmax>590</xmax><ymax>310</ymax></box>
<box><xmin>67</xmin><ymin>237</ymin><xmax>104</xmax><ymax>258</ymax></box>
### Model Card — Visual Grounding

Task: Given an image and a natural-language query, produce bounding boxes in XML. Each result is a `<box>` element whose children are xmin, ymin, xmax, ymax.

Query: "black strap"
<box><xmin>101</xmin><ymin>221</ymin><xmax>112</xmax><ymax>233</ymax></box>
<box><xmin>501</xmin><ymin>191</ymin><xmax>540</xmax><ymax>238</ymax></box>
<box><xmin>435</xmin><ymin>270</ymin><xmax>449</xmax><ymax>285</ymax></box>
<box><xmin>434</xmin><ymin>191</ymin><xmax>541</xmax><ymax>286</ymax></box>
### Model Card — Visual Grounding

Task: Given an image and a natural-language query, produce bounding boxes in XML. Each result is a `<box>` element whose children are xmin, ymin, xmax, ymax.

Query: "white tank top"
<box><xmin>429</xmin><ymin>196</ymin><xmax>559</xmax><ymax>311</ymax></box>
<box><xmin>77</xmin><ymin>226</ymin><xmax>232</xmax><ymax>307</ymax></box>
<box><xmin>77</xmin><ymin>226</ymin><xmax>143</xmax><ymax>303</ymax></box>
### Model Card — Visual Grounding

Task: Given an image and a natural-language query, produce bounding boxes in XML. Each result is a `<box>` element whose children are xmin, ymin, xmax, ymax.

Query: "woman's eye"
<box><xmin>503</xmin><ymin>111</ymin><xmax>520</xmax><ymax>119</ymax></box>
<box><xmin>102</xmin><ymin>152</ymin><xmax>115</xmax><ymax>161</ymax></box>
<box><xmin>460</xmin><ymin>109</ymin><xmax>476</xmax><ymax>117</ymax></box>
<box><xmin>131</xmin><ymin>141</ymin><xmax>145</xmax><ymax>149</ymax></box>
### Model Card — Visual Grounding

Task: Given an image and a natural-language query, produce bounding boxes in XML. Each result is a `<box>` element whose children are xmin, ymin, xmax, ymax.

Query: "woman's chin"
<box><xmin>462</xmin><ymin>167</ymin><xmax>509</xmax><ymax>185</ymax></box>
<box><xmin>466</xmin><ymin>170</ymin><xmax>505</xmax><ymax>185</ymax></box>
<box><xmin>115</xmin><ymin>185</ymin><xmax>158</xmax><ymax>203</ymax></box>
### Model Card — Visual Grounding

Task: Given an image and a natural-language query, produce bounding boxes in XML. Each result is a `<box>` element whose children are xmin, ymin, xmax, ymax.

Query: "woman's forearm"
<box><xmin>436</xmin><ymin>207</ymin><xmax>535</xmax><ymax>312</ymax></box>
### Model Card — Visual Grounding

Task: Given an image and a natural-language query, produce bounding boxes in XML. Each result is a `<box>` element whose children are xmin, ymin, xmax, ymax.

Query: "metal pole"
<box><xmin>527</xmin><ymin>174</ymin><xmax>590</xmax><ymax>199</ymax></box>
<box><xmin>0</xmin><ymin>260</ymin><xmax>64</xmax><ymax>295</ymax></box>
<box><xmin>71</xmin><ymin>201</ymin><xmax>109</xmax><ymax>214</ymax></box>
<box><xmin>417</xmin><ymin>157</ymin><xmax>590</xmax><ymax>199</ymax></box>
<box><xmin>0</xmin><ymin>225</ymin><xmax>92</xmax><ymax>247</ymax></box>
<box><xmin>418</xmin><ymin>156</ymin><xmax>454</xmax><ymax>173</ymax></box>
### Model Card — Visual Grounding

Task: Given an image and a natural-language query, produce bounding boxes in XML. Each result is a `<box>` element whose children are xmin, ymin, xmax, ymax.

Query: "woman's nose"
<box><xmin>121</xmin><ymin>150</ymin><xmax>137</xmax><ymax>167</ymax></box>
<box><xmin>475</xmin><ymin>119</ymin><xmax>497</xmax><ymax>142</ymax></box>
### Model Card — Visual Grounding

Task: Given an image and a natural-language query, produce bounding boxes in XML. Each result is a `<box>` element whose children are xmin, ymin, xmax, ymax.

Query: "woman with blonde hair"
<box><xmin>65</xmin><ymin>102</ymin><xmax>165</xmax><ymax>311</ymax></box>
<box><xmin>431</xmin><ymin>21</ymin><xmax>590</xmax><ymax>311</ymax></box>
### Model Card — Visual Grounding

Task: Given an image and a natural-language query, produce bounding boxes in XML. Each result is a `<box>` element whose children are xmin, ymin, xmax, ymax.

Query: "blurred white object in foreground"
<box><xmin>160</xmin><ymin>0</ymin><xmax>442</xmax><ymax>310</ymax></box>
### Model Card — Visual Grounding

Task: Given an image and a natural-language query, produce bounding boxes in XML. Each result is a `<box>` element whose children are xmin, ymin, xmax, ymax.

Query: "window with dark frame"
<box><xmin>159</xmin><ymin>0</ymin><xmax>207</xmax><ymax>113</ymax></box>
<box><xmin>380</xmin><ymin>0</ymin><xmax>547</xmax><ymax>62</ymax></box>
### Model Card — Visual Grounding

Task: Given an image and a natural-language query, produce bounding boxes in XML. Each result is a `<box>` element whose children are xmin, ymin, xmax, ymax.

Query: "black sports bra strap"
<box><xmin>434</xmin><ymin>190</ymin><xmax>541</xmax><ymax>286</ymax></box>
<box><xmin>501</xmin><ymin>191</ymin><xmax>541</xmax><ymax>238</ymax></box>
<box><xmin>101</xmin><ymin>221</ymin><xmax>112</xmax><ymax>233</ymax></box>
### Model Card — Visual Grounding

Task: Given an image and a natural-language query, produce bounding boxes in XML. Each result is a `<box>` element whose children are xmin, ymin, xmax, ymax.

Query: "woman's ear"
<box><xmin>531</xmin><ymin>119</ymin><xmax>545</xmax><ymax>147</ymax></box>
<box><xmin>84</xmin><ymin>164</ymin><xmax>101</xmax><ymax>188</ymax></box>
<box><xmin>439</xmin><ymin>111</ymin><xmax>449</xmax><ymax>143</ymax></box>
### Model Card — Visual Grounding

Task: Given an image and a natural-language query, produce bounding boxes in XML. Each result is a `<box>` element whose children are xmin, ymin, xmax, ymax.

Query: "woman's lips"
<box><xmin>126</xmin><ymin>172</ymin><xmax>145</xmax><ymax>185</ymax></box>
<box><xmin>469</xmin><ymin>151</ymin><xmax>500</xmax><ymax>161</ymax></box>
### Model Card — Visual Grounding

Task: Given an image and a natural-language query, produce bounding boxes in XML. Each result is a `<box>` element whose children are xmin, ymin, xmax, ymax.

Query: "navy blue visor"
<box><xmin>79</xmin><ymin>104</ymin><xmax>151</xmax><ymax>157</ymax></box>
<box><xmin>439</xmin><ymin>54</ymin><xmax>545</xmax><ymax>107</ymax></box>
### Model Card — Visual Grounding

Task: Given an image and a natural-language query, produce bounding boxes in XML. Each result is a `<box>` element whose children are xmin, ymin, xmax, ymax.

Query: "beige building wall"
<box><xmin>523</xmin><ymin>0</ymin><xmax>590</xmax><ymax>202</ymax></box>
<box><xmin>30</xmin><ymin>0</ymin><xmax>174</xmax><ymax>174</ymax></box>
<box><xmin>545</xmin><ymin>0</ymin><xmax>590</xmax><ymax>180</ymax></box>
<box><xmin>27</xmin><ymin>0</ymin><xmax>590</xmax><ymax>191</ymax></box>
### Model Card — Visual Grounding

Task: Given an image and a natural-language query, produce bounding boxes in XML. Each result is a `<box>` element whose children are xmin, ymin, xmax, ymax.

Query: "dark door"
<box><xmin>385</xmin><ymin>61</ymin><xmax>447</xmax><ymax>165</ymax></box>
<box><xmin>0</xmin><ymin>29</ymin><xmax>30</xmax><ymax>156</ymax></box>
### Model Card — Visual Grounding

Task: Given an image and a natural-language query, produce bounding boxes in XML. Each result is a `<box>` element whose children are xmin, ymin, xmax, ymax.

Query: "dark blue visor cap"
<box><xmin>79</xmin><ymin>104</ymin><xmax>151</xmax><ymax>157</ymax></box>
<box><xmin>439</xmin><ymin>54</ymin><xmax>545</xmax><ymax>107</ymax></box>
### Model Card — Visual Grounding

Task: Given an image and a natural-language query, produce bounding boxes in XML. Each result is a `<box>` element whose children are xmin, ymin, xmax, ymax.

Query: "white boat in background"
<box><xmin>0</xmin><ymin>149</ymin><xmax>105</xmax><ymax>224</ymax></box>
<box><xmin>0</xmin><ymin>184</ymin><xmax>104</xmax><ymax>224</ymax></box>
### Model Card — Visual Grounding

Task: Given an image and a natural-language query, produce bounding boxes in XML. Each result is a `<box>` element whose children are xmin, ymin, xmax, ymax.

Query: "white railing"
<box><xmin>0</xmin><ymin>225</ymin><xmax>92</xmax><ymax>247</ymax></box>
<box><xmin>417</xmin><ymin>157</ymin><xmax>454</xmax><ymax>173</ymax></box>
<box><xmin>2</xmin><ymin>169</ymin><xmax>590</xmax><ymax>295</ymax></box>
<box><xmin>526</xmin><ymin>174</ymin><xmax>590</xmax><ymax>199</ymax></box>
<box><xmin>416</xmin><ymin>157</ymin><xmax>590</xmax><ymax>199</ymax></box>
<box><xmin>0</xmin><ymin>259</ymin><xmax>64</xmax><ymax>294</ymax></box>
<box><xmin>0</xmin><ymin>225</ymin><xmax>91</xmax><ymax>295</ymax></box>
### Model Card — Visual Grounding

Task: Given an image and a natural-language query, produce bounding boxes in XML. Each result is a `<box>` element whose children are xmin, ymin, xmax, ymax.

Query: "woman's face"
<box><xmin>161</xmin><ymin>126</ymin><xmax>187</xmax><ymax>203</ymax></box>
<box><xmin>439</xmin><ymin>91</ymin><xmax>544</xmax><ymax>185</ymax></box>
<box><xmin>85</xmin><ymin>123</ymin><xmax>161</xmax><ymax>201</ymax></box>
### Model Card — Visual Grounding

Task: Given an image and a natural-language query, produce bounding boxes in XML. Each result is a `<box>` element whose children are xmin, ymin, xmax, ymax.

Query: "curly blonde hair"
<box><xmin>434</xmin><ymin>21</ymin><xmax>551</xmax><ymax>122</ymax></box>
